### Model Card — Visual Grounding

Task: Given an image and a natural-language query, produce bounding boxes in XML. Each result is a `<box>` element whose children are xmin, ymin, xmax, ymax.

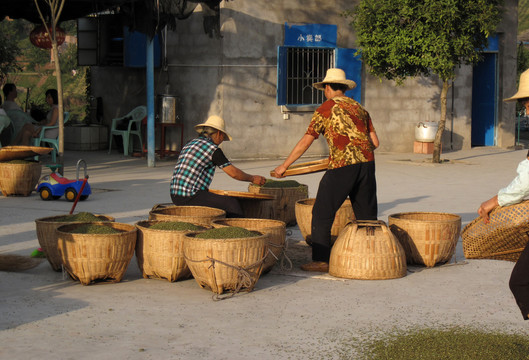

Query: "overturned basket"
<box><xmin>183</xmin><ymin>231</ymin><xmax>268</xmax><ymax>295</ymax></box>
<box><xmin>57</xmin><ymin>222</ymin><xmax>137</xmax><ymax>285</ymax></box>
<box><xmin>295</xmin><ymin>198</ymin><xmax>355</xmax><ymax>245</ymax></box>
<box><xmin>329</xmin><ymin>220</ymin><xmax>407</xmax><ymax>280</ymax></box>
<box><xmin>388</xmin><ymin>212</ymin><xmax>461</xmax><ymax>267</ymax></box>
<box><xmin>211</xmin><ymin>218</ymin><xmax>286</xmax><ymax>274</ymax></box>
<box><xmin>35</xmin><ymin>214</ymin><xmax>115</xmax><ymax>271</ymax></box>
<box><xmin>462</xmin><ymin>200</ymin><xmax>529</xmax><ymax>262</ymax></box>
<box><xmin>135</xmin><ymin>220</ymin><xmax>210</xmax><ymax>282</ymax></box>
<box><xmin>149</xmin><ymin>205</ymin><xmax>226</xmax><ymax>226</ymax></box>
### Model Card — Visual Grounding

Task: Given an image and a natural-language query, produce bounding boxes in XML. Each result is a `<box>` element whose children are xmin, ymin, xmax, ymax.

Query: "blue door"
<box><xmin>471</xmin><ymin>53</ymin><xmax>497</xmax><ymax>146</ymax></box>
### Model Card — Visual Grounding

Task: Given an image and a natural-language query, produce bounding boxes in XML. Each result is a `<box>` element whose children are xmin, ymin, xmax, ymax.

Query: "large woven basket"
<box><xmin>56</xmin><ymin>222</ymin><xmax>137</xmax><ymax>285</ymax></box>
<box><xmin>0</xmin><ymin>160</ymin><xmax>41</xmax><ymax>196</ymax></box>
<box><xmin>135</xmin><ymin>220</ymin><xmax>210</xmax><ymax>282</ymax></box>
<box><xmin>149</xmin><ymin>205</ymin><xmax>226</xmax><ymax>226</ymax></box>
<box><xmin>462</xmin><ymin>201</ymin><xmax>529</xmax><ymax>262</ymax></box>
<box><xmin>211</xmin><ymin>218</ymin><xmax>286</xmax><ymax>274</ymax></box>
<box><xmin>248</xmin><ymin>183</ymin><xmax>308</xmax><ymax>225</ymax></box>
<box><xmin>183</xmin><ymin>231</ymin><xmax>268</xmax><ymax>295</ymax></box>
<box><xmin>388</xmin><ymin>212</ymin><xmax>461</xmax><ymax>267</ymax></box>
<box><xmin>35</xmin><ymin>214</ymin><xmax>115</xmax><ymax>271</ymax></box>
<box><xmin>295</xmin><ymin>198</ymin><xmax>355</xmax><ymax>245</ymax></box>
<box><xmin>329</xmin><ymin>220</ymin><xmax>407</xmax><ymax>280</ymax></box>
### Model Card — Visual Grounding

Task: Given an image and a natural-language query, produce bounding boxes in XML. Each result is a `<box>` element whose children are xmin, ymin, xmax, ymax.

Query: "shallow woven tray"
<box><xmin>0</xmin><ymin>145</ymin><xmax>52</xmax><ymax>161</ymax></box>
<box><xmin>183</xmin><ymin>231</ymin><xmax>268</xmax><ymax>295</ymax></box>
<box><xmin>295</xmin><ymin>198</ymin><xmax>355</xmax><ymax>245</ymax></box>
<box><xmin>149</xmin><ymin>205</ymin><xmax>226</xmax><ymax>226</ymax></box>
<box><xmin>270</xmin><ymin>158</ymin><xmax>329</xmax><ymax>177</ymax></box>
<box><xmin>209</xmin><ymin>189</ymin><xmax>274</xmax><ymax>199</ymax></box>
<box><xmin>329</xmin><ymin>220</ymin><xmax>407</xmax><ymax>280</ymax></box>
<box><xmin>56</xmin><ymin>222</ymin><xmax>137</xmax><ymax>285</ymax></box>
<box><xmin>211</xmin><ymin>218</ymin><xmax>286</xmax><ymax>273</ymax></box>
<box><xmin>135</xmin><ymin>220</ymin><xmax>211</xmax><ymax>282</ymax></box>
<box><xmin>35</xmin><ymin>214</ymin><xmax>115</xmax><ymax>271</ymax></box>
<box><xmin>462</xmin><ymin>200</ymin><xmax>529</xmax><ymax>262</ymax></box>
<box><xmin>388</xmin><ymin>212</ymin><xmax>461</xmax><ymax>267</ymax></box>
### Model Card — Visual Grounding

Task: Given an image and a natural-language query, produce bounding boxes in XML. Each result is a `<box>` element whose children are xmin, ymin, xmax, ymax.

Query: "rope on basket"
<box><xmin>267</xmin><ymin>240</ymin><xmax>292</xmax><ymax>271</ymax></box>
<box><xmin>184</xmin><ymin>253</ymin><xmax>268</xmax><ymax>301</ymax></box>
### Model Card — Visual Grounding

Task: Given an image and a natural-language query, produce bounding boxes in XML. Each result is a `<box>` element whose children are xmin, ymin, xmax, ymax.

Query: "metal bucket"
<box><xmin>156</xmin><ymin>94</ymin><xmax>181</xmax><ymax>124</ymax></box>
<box><xmin>415</xmin><ymin>121</ymin><xmax>438</xmax><ymax>142</ymax></box>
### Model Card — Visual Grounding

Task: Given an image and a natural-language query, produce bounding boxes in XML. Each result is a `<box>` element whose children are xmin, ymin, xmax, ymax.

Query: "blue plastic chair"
<box><xmin>108</xmin><ymin>106</ymin><xmax>147</xmax><ymax>156</ymax></box>
<box><xmin>33</xmin><ymin>112</ymin><xmax>69</xmax><ymax>163</ymax></box>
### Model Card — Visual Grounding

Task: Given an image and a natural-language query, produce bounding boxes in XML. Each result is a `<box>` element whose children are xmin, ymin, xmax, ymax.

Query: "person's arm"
<box><xmin>222</xmin><ymin>164</ymin><xmax>266</xmax><ymax>185</ymax></box>
<box><xmin>369</xmin><ymin>131</ymin><xmax>379</xmax><ymax>149</ymax></box>
<box><xmin>478</xmin><ymin>195</ymin><xmax>499</xmax><ymax>224</ymax></box>
<box><xmin>273</xmin><ymin>134</ymin><xmax>316</xmax><ymax>177</ymax></box>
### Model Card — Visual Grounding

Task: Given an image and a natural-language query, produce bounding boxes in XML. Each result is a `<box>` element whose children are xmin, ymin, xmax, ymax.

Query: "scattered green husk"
<box><xmin>346</xmin><ymin>326</ymin><xmax>529</xmax><ymax>360</ymax></box>
<box><xmin>7</xmin><ymin>159</ymin><xmax>33</xmax><ymax>164</ymax></box>
<box><xmin>49</xmin><ymin>212</ymin><xmax>102</xmax><ymax>222</ymax></box>
<box><xmin>148</xmin><ymin>221</ymin><xmax>205</xmax><ymax>231</ymax></box>
<box><xmin>261</xmin><ymin>179</ymin><xmax>302</xmax><ymax>188</ymax></box>
<box><xmin>66</xmin><ymin>224</ymin><xmax>122</xmax><ymax>234</ymax></box>
<box><xmin>194</xmin><ymin>226</ymin><xmax>260</xmax><ymax>239</ymax></box>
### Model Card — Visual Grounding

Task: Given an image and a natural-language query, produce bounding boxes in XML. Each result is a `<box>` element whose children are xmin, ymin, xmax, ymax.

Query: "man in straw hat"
<box><xmin>478</xmin><ymin>68</ymin><xmax>529</xmax><ymax>320</ymax></box>
<box><xmin>170</xmin><ymin>115</ymin><xmax>266</xmax><ymax>217</ymax></box>
<box><xmin>273</xmin><ymin>68</ymin><xmax>380</xmax><ymax>272</ymax></box>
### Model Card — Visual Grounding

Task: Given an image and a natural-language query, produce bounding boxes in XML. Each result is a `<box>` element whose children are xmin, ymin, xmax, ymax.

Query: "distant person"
<box><xmin>12</xmin><ymin>89</ymin><xmax>59</xmax><ymax>146</ymax></box>
<box><xmin>170</xmin><ymin>115</ymin><xmax>266</xmax><ymax>217</ymax></box>
<box><xmin>1</xmin><ymin>83</ymin><xmax>22</xmax><ymax>111</ymax></box>
<box><xmin>478</xmin><ymin>68</ymin><xmax>529</xmax><ymax>321</ymax></box>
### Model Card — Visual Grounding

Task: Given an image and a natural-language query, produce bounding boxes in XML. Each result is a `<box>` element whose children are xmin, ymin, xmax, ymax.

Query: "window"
<box><xmin>277</xmin><ymin>46</ymin><xmax>362</xmax><ymax>107</ymax></box>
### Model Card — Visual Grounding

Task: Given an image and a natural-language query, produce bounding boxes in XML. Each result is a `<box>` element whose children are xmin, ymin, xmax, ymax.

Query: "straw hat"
<box><xmin>313</xmin><ymin>68</ymin><xmax>357</xmax><ymax>91</ymax></box>
<box><xmin>194</xmin><ymin>115</ymin><xmax>232</xmax><ymax>141</ymax></box>
<box><xmin>504</xmin><ymin>69</ymin><xmax>529</xmax><ymax>102</ymax></box>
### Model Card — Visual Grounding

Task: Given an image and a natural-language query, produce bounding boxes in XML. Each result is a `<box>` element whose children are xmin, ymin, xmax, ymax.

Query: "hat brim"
<box><xmin>504</xmin><ymin>91</ymin><xmax>529</xmax><ymax>102</ymax></box>
<box><xmin>313</xmin><ymin>80</ymin><xmax>357</xmax><ymax>91</ymax></box>
<box><xmin>194</xmin><ymin>123</ymin><xmax>232</xmax><ymax>141</ymax></box>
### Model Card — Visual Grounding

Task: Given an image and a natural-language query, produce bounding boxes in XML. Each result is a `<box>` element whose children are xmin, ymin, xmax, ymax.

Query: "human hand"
<box><xmin>478</xmin><ymin>197</ymin><xmax>498</xmax><ymax>224</ymax></box>
<box><xmin>252</xmin><ymin>175</ymin><xmax>266</xmax><ymax>186</ymax></box>
<box><xmin>272</xmin><ymin>165</ymin><xmax>287</xmax><ymax>178</ymax></box>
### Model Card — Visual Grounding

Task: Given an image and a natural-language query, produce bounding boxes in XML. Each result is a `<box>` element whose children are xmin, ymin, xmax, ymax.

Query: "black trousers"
<box><xmin>311</xmin><ymin>161</ymin><xmax>378</xmax><ymax>262</ymax></box>
<box><xmin>171</xmin><ymin>190</ymin><xmax>244</xmax><ymax>218</ymax></box>
<box><xmin>509</xmin><ymin>243</ymin><xmax>529</xmax><ymax>320</ymax></box>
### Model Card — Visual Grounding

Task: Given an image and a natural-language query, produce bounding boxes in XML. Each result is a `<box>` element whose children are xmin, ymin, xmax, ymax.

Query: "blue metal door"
<box><xmin>471</xmin><ymin>53</ymin><xmax>497</xmax><ymax>146</ymax></box>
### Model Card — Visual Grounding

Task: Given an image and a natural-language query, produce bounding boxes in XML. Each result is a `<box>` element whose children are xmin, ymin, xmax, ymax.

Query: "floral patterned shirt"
<box><xmin>306</xmin><ymin>96</ymin><xmax>376</xmax><ymax>169</ymax></box>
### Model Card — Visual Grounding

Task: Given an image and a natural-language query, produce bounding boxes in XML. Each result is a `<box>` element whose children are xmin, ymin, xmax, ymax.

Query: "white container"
<box><xmin>415</xmin><ymin>121</ymin><xmax>438</xmax><ymax>142</ymax></box>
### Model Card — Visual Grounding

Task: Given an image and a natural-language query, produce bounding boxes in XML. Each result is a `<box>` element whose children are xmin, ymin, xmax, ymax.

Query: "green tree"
<box><xmin>0</xmin><ymin>20</ymin><xmax>22</xmax><ymax>84</ymax></box>
<box><xmin>347</xmin><ymin>0</ymin><xmax>504</xmax><ymax>163</ymax></box>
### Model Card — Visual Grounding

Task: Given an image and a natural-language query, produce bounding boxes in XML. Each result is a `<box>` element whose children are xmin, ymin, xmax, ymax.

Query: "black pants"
<box><xmin>311</xmin><ymin>161</ymin><xmax>378</xmax><ymax>262</ymax></box>
<box><xmin>509</xmin><ymin>243</ymin><xmax>529</xmax><ymax>320</ymax></box>
<box><xmin>171</xmin><ymin>190</ymin><xmax>244</xmax><ymax>218</ymax></box>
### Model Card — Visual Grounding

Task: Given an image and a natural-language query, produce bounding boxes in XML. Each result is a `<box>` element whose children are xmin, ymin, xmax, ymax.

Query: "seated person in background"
<box><xmin>12</xmin><ymin>89</ymin><xmax>59</xmax><ymax>146</ymax></box>
<box><xmin>2</xmin><ymin>83</ymin><xmax>23</xmax><ymax>111</ymax></box>
<box><xmin>0</xmin><ymin>96</ymin><xmax>13</xmax><ymax>145</ymax></box>
<box><xmin>2</xmin><ymin>83</ymin><xmax>36</xmax><ymax>142</ymax></box>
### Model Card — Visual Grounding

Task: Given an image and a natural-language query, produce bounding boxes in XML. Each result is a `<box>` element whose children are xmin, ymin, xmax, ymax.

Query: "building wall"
<box><xmin>91</xmin><ymin>0</ymin><xmax>518</xmax><ymax>159</ymax></box>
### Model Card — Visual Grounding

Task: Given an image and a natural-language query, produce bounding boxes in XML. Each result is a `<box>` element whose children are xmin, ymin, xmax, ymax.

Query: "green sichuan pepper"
<box><xmin>195</xmin><ymin>226</ymin><xmax>260</xmax><ymax>239</ymax></box>
<box><xmin>67</xmin><ymin>224</ymin><xmax>121</xmax><ymax>234</ymax></box>
<box><xmin>50</xmin><ymin>212</ymin><xmax>102</xmax><ymax>222</ymax></box>
<box><xmin>149</xmin><ymin>221</ymin><xmax>205</xmax><ymax>231</ymax></box>
<box><xmin>261</xmin><ymin>179</ymin><xmax>302</xmax><ymax>188</ymax></box>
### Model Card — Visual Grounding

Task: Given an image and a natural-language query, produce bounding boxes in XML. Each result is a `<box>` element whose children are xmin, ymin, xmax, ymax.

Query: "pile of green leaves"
<box><xmin>67</xmin><ymin>224</ymin><xmax>121</xmax><ymax>234</ymax></box>
<box><xmin>261</xmin><ymin>179</ymin><xmax>302</xmax><ymax>188</ymax></box>
<box><xmin>195</xmin><ymin>226</ymin><xmax>260</xmax><ymax>239</ymax></box>
<box><xmin>149</xmin><ymin>221</ymin><xmax>205</xmax><ymax>231</ymax></box>
<box><xmin>50</xmin><ymin>212</ymin><xmax>102</xmax><ymax>222</ymax></box>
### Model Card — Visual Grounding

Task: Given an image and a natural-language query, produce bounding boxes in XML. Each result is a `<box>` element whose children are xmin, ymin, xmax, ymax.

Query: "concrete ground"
<box><xmin>1</xmin><ymin>145</ymin><xmax>529</xmax><ymax>359</ymax></box>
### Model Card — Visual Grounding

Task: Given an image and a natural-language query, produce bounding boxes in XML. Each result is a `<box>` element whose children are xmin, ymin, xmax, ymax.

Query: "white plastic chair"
<box><xmin>108</xmin><ymin>106</ymin><xmax>147</xmax><ymax>156</ymax></box>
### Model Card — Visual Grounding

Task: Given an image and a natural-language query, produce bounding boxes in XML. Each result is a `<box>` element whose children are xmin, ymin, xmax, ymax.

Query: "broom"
<box><xmin>0</xmin><ymin>253</ymin><xmax>43</xmax><ymax>272</ymax></box>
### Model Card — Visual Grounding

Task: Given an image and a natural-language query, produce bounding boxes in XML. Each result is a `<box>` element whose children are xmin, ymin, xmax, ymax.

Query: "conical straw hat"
<box><xmin>504</xmin><ymin>68</ymin><xmax>529</xmax><ymax>102</ymax></box>
<box><xmin>194</xmin><ymin>115</ymin><xmax>232</xmax><ymax>141</ymax></box>
<box><xmin>313</xmin><ymin>68</ymin><xmax>357</xmax><ymax>91</ymax></box>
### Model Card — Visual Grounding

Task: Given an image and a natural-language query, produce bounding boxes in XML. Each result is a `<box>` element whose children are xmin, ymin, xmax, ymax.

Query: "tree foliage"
<box><xmin>0</xmin><ymin>20</ymin><xmax>22</xmax><ymax>84</ymax></box>
<box><xmin>347</xmin><ymin>0</ymin><xmax>504</xmax><ymax>84</ymax></box>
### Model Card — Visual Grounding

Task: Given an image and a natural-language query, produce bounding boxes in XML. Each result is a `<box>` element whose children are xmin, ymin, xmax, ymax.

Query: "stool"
<box><xmin>141</xmin><ymin>122</ymin><xmax>184</xmax><ymax>158</ymax></box>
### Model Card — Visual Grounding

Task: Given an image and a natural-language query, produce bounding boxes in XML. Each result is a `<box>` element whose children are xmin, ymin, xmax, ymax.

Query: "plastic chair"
<box><xmin>108</xmin><ymin>106</ymin><xmax>147</xmax><ymax>156</ymax></box>
<box><xmin>32</xmin><ymin>112</ymin><xmax>69</xmax><ymax>163</ymax></box>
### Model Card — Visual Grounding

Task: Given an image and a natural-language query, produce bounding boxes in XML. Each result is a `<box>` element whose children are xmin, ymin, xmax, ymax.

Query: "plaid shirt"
<box><xmin>170</xmin><ymin>136</ymin><xmax>231</xmax><ymax>197</ymax></box>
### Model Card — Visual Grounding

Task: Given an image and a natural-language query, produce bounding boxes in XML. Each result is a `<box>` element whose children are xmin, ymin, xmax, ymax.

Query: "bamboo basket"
<box><xmin>388</xmin><ymin>212</ymin><xmax>461</xmax><ymax>267</ymax></box>
<box><xmin>149</xmin><ymin>205</ymin><xmax>226</xmax><ymax>226</ymax></box>
<box><xmin>0</xmin><ymin>160</ymin><xmax>41</xmax><ymax>196</ymax></box>
<box><xmin>248</xmin><ymin>183</ymin><xmax>308</xmax><ymax>226</ymax></box>
<box><xmin>183</xmin><ymin>231</ymin><xmax>268</xmax><ymax>295</ymax></box>
<box><xmin>295</xmin><ymin>198</ymin><xmax>355</xmax><ymax>245</ymax></box>
<box><xmin>135</xmin><ymin>220</ymin><xmax>210</xmax><ymax>282</ymax></box>
<box><xmin>329</xmin><ymin>220</ymin><xmax>407</xmax><ymax>280</ymax></box>
<box><xmin>35</xmin><ymin>214</ymin><xmax>115</xmax><ymax>271</ymax></box>
<box><xmin>56</xmin><ymin>222</ymin><xmax>137</xmax><ymax>285</ymax></box>
<box><xmin>462</xmin><ymin>201</ymin><xmax>529</xmax><ymax>262</ymax></box>
<box><xmin>211</xmin><ymin>218</ymin><xmax>286</xmax><ymax>274</ymax></box>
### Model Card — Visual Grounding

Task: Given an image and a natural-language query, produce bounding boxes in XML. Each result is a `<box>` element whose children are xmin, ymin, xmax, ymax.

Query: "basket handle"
<box><xmin>351</xmin><ymin>220</ymin><xmax>389</xmax><ymax>234</ymax></box>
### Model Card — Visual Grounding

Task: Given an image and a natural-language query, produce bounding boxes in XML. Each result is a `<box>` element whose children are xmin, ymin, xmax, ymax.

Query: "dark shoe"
<box><xmin>300</xmin><ymin>261</ymin><xmax>329</xmax><ymax>272</ymax></box>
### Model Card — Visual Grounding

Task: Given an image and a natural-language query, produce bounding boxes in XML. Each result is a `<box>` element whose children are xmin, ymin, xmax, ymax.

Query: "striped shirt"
<box><xmin>170</xmin><ymin>136</ymin><xmax>231</xmax><ymax>197</ymax></box>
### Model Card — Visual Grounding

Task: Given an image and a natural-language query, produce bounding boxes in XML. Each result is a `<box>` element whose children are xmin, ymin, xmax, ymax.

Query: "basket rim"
<box><xmin>211</xmin><ymin>218</ymin><xmax>286</xmax><ymax>226</ymax></box>
<box><xmin>56</xmin><ymin>221</ymin><xmax>136</xmax><ymax>235</ymax></box>
<box><xmin>183</xmin><ymin>231</ymin><xmax>267</xmax><ymax>242</ymax></box>
<box><xmin>150</xmin><ymin>205</ymin><xmax>227</xmax><ymax>216</ymax></box>
<box><xmin>35</xmin><ymin>214</ymin><xmax>114</xmax><ymax>223</ymax></box>
<box><xmin>388</xmin><ymin>211</ymin><xmax>461</xmax><ymax>222</ymax></box>
<box><xmin>135</xmin><ymin>220</ymin><xmax>210</xmax><ymax>232</ymax></box>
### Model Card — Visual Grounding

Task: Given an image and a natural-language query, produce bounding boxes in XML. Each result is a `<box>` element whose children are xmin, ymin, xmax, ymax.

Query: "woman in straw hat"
<box><xmin>478</xmin><ymin>68</ymin><xmax>529</xmax><ymax>320</ymax></box>
<box><xmin>170</xmin><ymin>115</ymin><xmax>266</xmax><ymax>217</ymax></box>
<box><xmin>273</xmin><ymin>68</ymin><xmax>379</xmax><ymax>272</ymax></box>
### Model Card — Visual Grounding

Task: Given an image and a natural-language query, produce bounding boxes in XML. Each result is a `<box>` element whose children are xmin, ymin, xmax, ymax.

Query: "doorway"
<box><xmin>471</xmin><ymin>53</ymin><xmax>497</xmax><ymax>146</ymax></box>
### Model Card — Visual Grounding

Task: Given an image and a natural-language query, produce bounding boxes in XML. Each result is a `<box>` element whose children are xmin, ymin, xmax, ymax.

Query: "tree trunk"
<box><xmin>432</xmin><ymin>80</ymin><xmax>449</xmax><ymax>163</ymax></box>
<box><xmin>51</xmin><ymin>42</ymin><xmax>64</xmax><ymax>174</ymax></box>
